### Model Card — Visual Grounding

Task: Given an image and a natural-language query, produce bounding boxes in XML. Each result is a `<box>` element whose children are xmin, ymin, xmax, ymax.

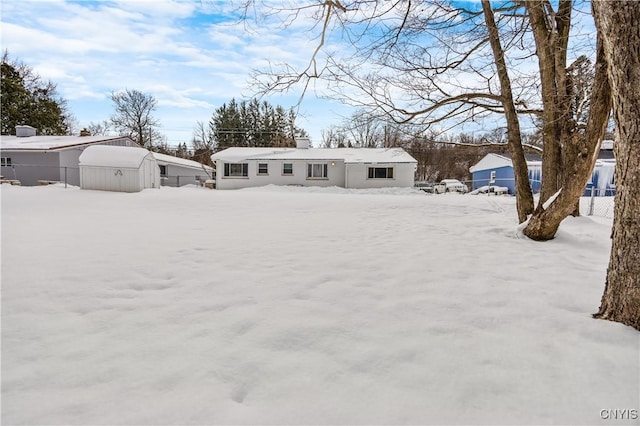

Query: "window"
<box><xmin>159</xmin><ymin>165</ymin><xmax>167</xmax><ymax>177</ymax></box>
<box><xmin>258</xmin><ymin>163</ymin><xmax>268</xmax><ymax>175</ymax></box>
<box><xmin>368</xmin><ymin>167</ymin><xmax>394</xmax><ymax>179</ymax></box>
<box><xmin>223</xmin><ymin>163</ymin><xmax>248</xmax><ymax>177</ymax></box>
<box><xmin>1</xmin><ymin>157</ymin><xmax>12</xmax><ymax>167</ymax></box>
<box><xmin>283</xmin><ymin>163</ymin><xmax>293</xmax><ymax>175</ymax></box>
<box><xmin>307</xmin><ymin>163</ymin><xmax>328</xmax><ymax>179</ymax></box>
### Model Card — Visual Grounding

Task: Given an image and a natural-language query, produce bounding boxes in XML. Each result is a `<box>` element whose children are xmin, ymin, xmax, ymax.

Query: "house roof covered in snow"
<box><xmin>470</xmin><ymin>149</ymin><xmax>613</xmax><ymax>173</ymax></box>
<box><xmin>469</xmin><ymin>153</ymin><xmax>513</xmax><ymax>173</ymax></box>
<box><xmin>211</xmin><ymin>147</ymin><xmax>417</xmax><ymax>164</ymax></box>
<box><xmin>0</xmin><ymin>134</ymin><xmax>134</xmax><ymax>151</ymax></box>
<box><xmin>153</xmin><ymin>152</ymin><xmax>213</xmax><ymax>172</ymax></box>
<box><xmin>79</xmin><ymin>145</ymin><xmax>153</xmax><ymax>168</ymax></box>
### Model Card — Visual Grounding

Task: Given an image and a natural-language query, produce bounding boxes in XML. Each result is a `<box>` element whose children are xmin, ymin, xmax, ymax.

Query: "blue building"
<box><xmin>470</xmin><ymin>149</ymin><xmax>615</xmax><ymax>196</ymax></box>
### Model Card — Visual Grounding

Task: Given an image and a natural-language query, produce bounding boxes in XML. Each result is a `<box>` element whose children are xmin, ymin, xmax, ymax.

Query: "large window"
<box><xmin>1</xmin><ymin>157</ymin><xmax>12</xmax><ymax>167</ymax></box>
<box><xmin>283</xmin><ymin>163</ymin><xmax>293</xmax><ymax>175</ymax></box>
<box><xmin>224</xmin><ymin>163</ymin><xmax>248</xmax><ymax>177</ymax></box>
<box><xmin>368</xmin><ymin>167</ymin><xmax>394</xmax><ymax>179</ymax></box>
<box><xmin>307</xmin><ymin>163</ymin><xmax>328</xmax><ymax>179</ymax></box>
<box><xmin>258</xmin><ymin>163</ymin><xmax>268</xmax><ymax>175</ymax></box>
<box><xmin>159</xmin><ymin>165</ymin><xmax>167</xmax><ymax>177</ymax></box>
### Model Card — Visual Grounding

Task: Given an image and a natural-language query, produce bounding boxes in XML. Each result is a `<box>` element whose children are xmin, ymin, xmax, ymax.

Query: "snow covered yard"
<box><xmin>1</xmin><ymin>184</ymin><xmax>638</xmax><ymax>425</ymax></box>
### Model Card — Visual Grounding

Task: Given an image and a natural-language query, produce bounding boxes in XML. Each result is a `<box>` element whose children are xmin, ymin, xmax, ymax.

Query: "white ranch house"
<box><xmin>211</xmin><ymin>142</ymin><xmax>417</xmax><ymax>190</ymax></box>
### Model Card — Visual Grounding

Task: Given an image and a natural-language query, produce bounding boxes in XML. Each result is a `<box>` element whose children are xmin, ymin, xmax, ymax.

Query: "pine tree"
<box><xmin>207</xmin><ymin>98</ymin><xmax>306</xmax><ymax>149</ymax></box>
<box><xmin>1</xmin><ymin>52</ymin><xmax>71</xmax><ymax>135</ymax></box>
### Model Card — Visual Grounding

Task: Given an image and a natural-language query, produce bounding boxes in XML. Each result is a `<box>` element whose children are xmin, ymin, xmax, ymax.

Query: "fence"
<box><xmin>0</xmin><ymin>164</ymin><xmax>214</xmax><ymax>189</ymax></box>
<box><xmin>581</xmin><ymin>187</ymin><xmax>615</xmax><ymax>218</ymax></box>
<box><xmin>0</xmin><ymin>164</ymin><xmax>78</xmax><ymax>187</ymax></box>
<box><xmin>160</xmin><ymin>175</ymin><xmax>209</xmax><ymax>187</ymax></box>
<box><xmin>418</xmin><ymin>178</ymin><xmax>615</xmax><ymax>219</ymax></box>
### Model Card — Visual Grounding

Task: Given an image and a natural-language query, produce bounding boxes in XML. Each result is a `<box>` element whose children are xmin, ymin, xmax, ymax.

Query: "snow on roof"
<box><xmin>79</xmin><ymin>145</ymin><xmax>153</xmax><ymax>168</ymax></box>
<box><xmin>0</xmin><ymin>134</ymin><xmax>133</xmax><ymax>151</ymax></box>
<box><xmin>469</xmin><ymin>153</ymin><xmax>512</xmax><ymax>173</ymax></box>
<box><xmin>153</xmin><ymin>152</ymin><xmax>213</xmax><ymax>172</ymax></box>
<box><xmin>211</xmin><ymin>147</ymin><xmax>417</xmax><ymax>164</ymax></box>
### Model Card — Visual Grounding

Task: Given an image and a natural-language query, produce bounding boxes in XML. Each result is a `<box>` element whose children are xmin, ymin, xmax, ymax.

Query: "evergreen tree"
<box><xmin>1</xmin><ymin>52</ymin><xmax>71</xmax><ymax>135</ymax></box>
<box><xmin>207</xmin><ymin>98</ymin><xmax>306</xmax><ymax>150</ymax></box>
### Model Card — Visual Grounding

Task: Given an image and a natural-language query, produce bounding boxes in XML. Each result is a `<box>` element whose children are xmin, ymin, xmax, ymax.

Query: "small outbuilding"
<box><xmin>79</xmin><ymin>145</ymin><xmax>160</xmax><ymax>192</ymax></box>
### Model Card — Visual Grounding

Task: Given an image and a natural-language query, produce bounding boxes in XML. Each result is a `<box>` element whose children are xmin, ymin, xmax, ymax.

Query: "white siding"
<box><xmin>215</xmin><ymin>159</ymin><xmax>346</xmax><ymax>189</ymax></box>
<box><xmin>345</xmin><ymin>163</ymin><xmax>416</xmax><ymax>189</ymax></box>
<box><xmin>80</xmin><ymin>166</ymin><xmax>144</xmax><ymax>192</ymax></box>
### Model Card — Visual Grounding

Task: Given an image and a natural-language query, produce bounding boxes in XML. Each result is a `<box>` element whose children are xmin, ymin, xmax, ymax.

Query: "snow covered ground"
<box><xmin>2</xmin><ymin>184</ymin><xmax>638</xmax><ymax>425</ymax></box>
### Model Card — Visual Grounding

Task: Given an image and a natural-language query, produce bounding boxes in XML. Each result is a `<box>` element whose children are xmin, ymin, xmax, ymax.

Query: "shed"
<box><xmin>79</xmin><ymin>145</ymin><xmax>160</xmax><ymax>192</ymax></box>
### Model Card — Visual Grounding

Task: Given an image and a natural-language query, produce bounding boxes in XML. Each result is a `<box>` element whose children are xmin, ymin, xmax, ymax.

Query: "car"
<box><xmin>414</xmin><ymin>182</ymin><xmax>434</xmax><ymax>193</ymax></box>
<box><xmin>433</xmin><ymin>179</ymin><xmax>468</xmax><ymax>194</ymax></box>
<box><xmin>469</xmin><ymin>185</ymin><xmax>509</xmax><ymax>195</ymax></box>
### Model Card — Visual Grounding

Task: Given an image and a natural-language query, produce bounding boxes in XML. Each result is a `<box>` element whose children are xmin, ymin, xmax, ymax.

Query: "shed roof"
<box><xmin>79</xmin><ymin>145</ymin><xmax>153</xmax><ymax>168</ymax></box>
<box><xmin>0</xmin><ymin>134</ymin><xmax>134</xmax><ymax>151</ymax></box>
<box><xmin>211</xmin><ymin>147</ymin><xmax>417</xmax><ymax>164</ymax></box>
<box><xmin>153</xmin><ymin>152</ymin><xmax>213</xmax><ymax>172</ymax></box>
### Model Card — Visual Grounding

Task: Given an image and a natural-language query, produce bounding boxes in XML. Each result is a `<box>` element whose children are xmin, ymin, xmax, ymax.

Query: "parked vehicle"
<box><xmin>433</xmin><ymin>179</ymin><xmax>468</xmax><ymax>194</ymax></box>
<box><xmin>469</xmin><ymin>185</ymin><xmax>509</xmax><ymax>195</ymax></box>
<box><xmin>414</xmin><ymin>182</ymin><xmax>434</xmax><ymax>193</ymax></box>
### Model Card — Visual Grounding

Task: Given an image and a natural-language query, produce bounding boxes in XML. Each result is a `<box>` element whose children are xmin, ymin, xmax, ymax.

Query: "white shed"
<box><xmin>79</xmin><ymin>145</ymin><xmax>160</xmax><ymax>192</ymax></box>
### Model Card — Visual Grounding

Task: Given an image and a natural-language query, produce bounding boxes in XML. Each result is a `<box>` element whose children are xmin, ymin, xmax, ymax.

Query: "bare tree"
<box><xmin>321</xmin><ymin>125</ymin><xmax>348</xmax><ymax>148</ymax></box>
<box><xmin>244</xmin><ymin>0</ymin><xmax>609</xmax><ymax>239</ymax></box>
<box><xmin>110</xmin><ymin>89</ymin><xmax>163</xmax><ymax>149</ymax></box>
<box><xmin>482</xmin><ymin>0</ymin><xmax>534</xmax><ymax>222</ymax></box>
<box><xmin>345</xmin><ymin>109</ymin><xmax>383</xmax><ymax>148</ymax></box>
<box><xmin>523</xmin><ymin>18</ymin><xmax>612</xmax><ymax>240</ymax></box>
<box><xmin>191</xmin><ymin>120</ymin><xmax>216</xmax><ymax>166</ymax></box>
<box><xmin>86</xmin><ymin>120</ymin><xmax>112</xmax><ymax>136</ymax></box>
<box><xmin>592</xmin><ymin>0</ymin><xmax>640</xmax><ymax>331</ymax></box>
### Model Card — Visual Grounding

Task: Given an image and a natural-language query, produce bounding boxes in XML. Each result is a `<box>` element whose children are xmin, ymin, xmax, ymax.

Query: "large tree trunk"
<box><xmin>523</xmin><ymin>26</ymin><xmax>612</xmax><ymax>241</ymax></box>
<box><xmin>592</xmin><ymin>1</ymin><xmax>640</xmax><ymax>331</ymax></box>
<box><xmin>481</xmin><ymin>0</ymin><xmax>534</xmax><ymax>223</ymax></box>
<box><xmin>526</xmin><ymin>0</ymin><xmax>569</xmax><ymax>204</ymax></box>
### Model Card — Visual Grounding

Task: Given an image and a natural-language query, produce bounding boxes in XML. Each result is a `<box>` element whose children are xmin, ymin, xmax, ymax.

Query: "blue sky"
<box><xmin>2</xmin><ymin>0</ymin><xmax>597</xmax><ymax>146</ymax></box>
<box><xmin>1</xmin><ymin>0</ymin><xmax>354</xmax><ymax>146</ymax></box>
